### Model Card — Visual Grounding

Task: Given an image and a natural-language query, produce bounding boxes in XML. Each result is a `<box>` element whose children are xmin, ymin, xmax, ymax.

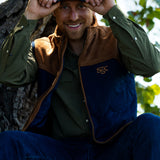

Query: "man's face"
<box><xmin>54</xmin><ymin>0</ymin><xmax>94</xmax><ymax>41</ymax></box>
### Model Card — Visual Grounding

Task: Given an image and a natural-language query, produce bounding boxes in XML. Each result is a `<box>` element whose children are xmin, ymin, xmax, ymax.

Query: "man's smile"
<box><xmin>67</xmin><ymin>23</ymin><xmax>81</xmax><ymax>29</ymax></box>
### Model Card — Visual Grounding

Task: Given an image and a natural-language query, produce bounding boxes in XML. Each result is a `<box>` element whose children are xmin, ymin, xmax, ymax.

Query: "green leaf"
<box><xmin>142</xmin><ymin>87</ymin><xmax>155</xmax><ymax>104</ymax></box>
<box><xmin>143</xmin><ymin>77</ymin><xmax>152</xmax><ymax>82</ymax></box>
<box><xmin>101</xmin><ymin>18</ymin><xmax>110</xmax><ymax>26</ymax></box>
<box><xmin>136</xmin><ymin>83</ymin><xmax>160</xmax><ymax>108</ymax></box>
<box><xmin>146</xmin><ymin>19</ymin><xmax>154</xmax><ymax>31</ymax></box>
<box><xmin>150</xmin><ymin>84</ymin><xmax>160</xmax><ymax>95</ymax></box>
<box><xmin>144</xmin><ymin>104</ymin><xmax>160</xmax><ymax>115</ymax></box>
<box><xmin>139</xmin><ymin>0</ymin><xmax>147</xmax><ymax>7</ymax></box>
<box><xmin>154</xmin><ymin>9</ymin><xmax>160</xmax><ymax>19</ymax></box>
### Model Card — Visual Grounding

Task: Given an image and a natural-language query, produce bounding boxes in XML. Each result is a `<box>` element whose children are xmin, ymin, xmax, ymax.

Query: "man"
<box><xmin>0</xmin><ymin>0</ymin><xmax>160</xmax><ymax>159</ymax></box>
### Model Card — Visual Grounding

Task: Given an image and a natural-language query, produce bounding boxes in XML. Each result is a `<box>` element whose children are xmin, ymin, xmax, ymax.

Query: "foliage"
<box><xmin>136</xmin><ymin>82</ymin><xmax>160</xmax><ymax>115</ymax></box>
<box><xmin>128</xmin><ymin>0</ymin><xmax>160</xmax><ymax>32</ymax></box>
<box><xmin>102</xmin><ymin>0</ymin><xmax>160</xmax><ymax>116</ymax></box>
<box><xmin>127</xmin><ymin>0</ymin><xmax>160</xmax><ymax>50</ymax></box>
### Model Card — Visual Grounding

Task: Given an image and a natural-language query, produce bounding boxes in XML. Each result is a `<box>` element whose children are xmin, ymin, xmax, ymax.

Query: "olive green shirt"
<box><xmin>0</xmin><ymin>5</ymin><xmax>160</xmax><ymax>139</ymax></box>
<box><xmin>48</xmin><ymin>48</ymin><xmax>91</xmax><ymax>139</ymax></box>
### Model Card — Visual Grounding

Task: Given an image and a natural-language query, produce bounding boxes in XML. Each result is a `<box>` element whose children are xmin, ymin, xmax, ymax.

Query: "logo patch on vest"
<box><xmin>96</xmin><ymin>65</ymin><xmax>108</xmax><ymax>74</ymax></box>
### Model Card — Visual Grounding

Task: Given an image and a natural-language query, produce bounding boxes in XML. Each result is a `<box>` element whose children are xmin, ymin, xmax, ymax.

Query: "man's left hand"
<box><xmin>84</xmin><ymin>0</ymin><xmax>115</xmax><ymax>15</ymax></box>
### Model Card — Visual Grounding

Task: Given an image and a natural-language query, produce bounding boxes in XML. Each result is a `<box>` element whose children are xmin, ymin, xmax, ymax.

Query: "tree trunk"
<box><xmin>0</xmin><ymin>0</ymin><xmax>57</xmax><ymax>132</ymax></box>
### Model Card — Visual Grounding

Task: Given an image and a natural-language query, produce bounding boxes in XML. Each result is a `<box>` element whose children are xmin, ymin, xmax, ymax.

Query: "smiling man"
<box><xmin>53</xmin><ymin>0</ymin><xmax>95</xmax><ymax>55</ymax></box>
<box><xmin>0</xmin><ymin>0</ymin><xmax>160</xmax><ymax>159</ymax></box>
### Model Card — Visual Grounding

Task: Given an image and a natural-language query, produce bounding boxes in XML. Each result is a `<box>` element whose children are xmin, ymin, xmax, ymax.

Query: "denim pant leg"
<box><xmin>1</xmin><ymin>113</ymin><xmax>160</xmax><ymax>160</ymax></box>
<box><xmin>93</xmin><ymin>113</ymin><xmax>160</xmax><ymax>160</ymax></box>
<box><xmin>0</xmin><ymin>131</ymin><xmax>71</xmax><ymax>160</ymax></box>
<box><xmin>131</xmin><ymin>113</ymin><xmax>160</xmax><ymax>160</ymax></box>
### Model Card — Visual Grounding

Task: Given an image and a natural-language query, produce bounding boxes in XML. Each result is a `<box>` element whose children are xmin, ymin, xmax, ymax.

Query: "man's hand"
<box><xmin>24</xmin><ymin>0</ymin><xmax>60</xmax><ymax>20</ymax></box>
<box><xmin>84</xmin><ymin>0</ymin><xmax>115</xmax><ymax>15</ymax></box>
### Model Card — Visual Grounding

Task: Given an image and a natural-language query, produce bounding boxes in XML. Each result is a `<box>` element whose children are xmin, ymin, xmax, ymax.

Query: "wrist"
<box><xmin>102</xmin><ymin>3</ymin><xmax>116</xmax><ymax>16</ymax></box>
<box><xmin>24</xmin><ymin>10</ymin><xmax>41</xmax><ymax>20</ymax></box>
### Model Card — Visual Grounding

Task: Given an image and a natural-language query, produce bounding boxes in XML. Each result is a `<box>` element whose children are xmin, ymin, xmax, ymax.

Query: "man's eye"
<box><xmin>60</xmin><ymin>5</ymin><xmax>69</xmax><ymax>10</ymax></box>
<box><xmin>78</xmin><ymin>4</ymin><xmax>86</xmax><ymax>9</ymax></box>
<box><xmin>63</xmin><ymin>6</ymin><xmax>69</xmax><ymax>9</ymax></box>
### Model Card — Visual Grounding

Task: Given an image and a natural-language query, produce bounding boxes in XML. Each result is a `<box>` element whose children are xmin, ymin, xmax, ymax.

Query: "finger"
<box><xmin>46</xmin><ymin>0</ymin><xmax>53</xmax><ymax>8</ymax></box>
<box><xmin>52</xmin><ymin>0</ymin><xmax>59</xmax><ymax>3</ymax></box>
<box><xmin>83</xmin><ymin>2</ymin><xmax>101</xmax><ymax>13</ymax></box>
<box><xmin>41</xmin><ymin>0</ymin><xmax>49</xmax><ymax>7</ymax></box>
<box><xmin>39</xmin><ymin>0</ymin><xmax>42</xmax><ymax>4</ymax></box>
<box><xmin>88</xmin><ymin>0</ymin><xmax>96</xmax><ymax>6</ymax></box>
<box><xmin>85</xmin><ymin>0</ymin><xmax>89</xmax><ymax>3</ymax></box>
<box><xmin>94</xmin><ymin>0</ymin><xmax>102</xmax><ymax>6</ymax></box>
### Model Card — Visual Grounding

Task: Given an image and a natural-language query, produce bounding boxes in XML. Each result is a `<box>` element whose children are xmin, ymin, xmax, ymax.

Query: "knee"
<box><xmin>129</xmin><ymin>113</ymin><xmax>160</xmax><ymax>154</ymax></box>
<box><xmin>136</xmin><ymin>113</ymin><xmax>160</xmax><ymax>140</ymax></box>
<box><xmin>137</xmin><ymin>113</ymin><xmax>160</xmax><ymax>127</ymax></box>
<box><xmin>0</xmin><ymin>131</ymin><xmax>21</xmax><ymax>145</ymax></box>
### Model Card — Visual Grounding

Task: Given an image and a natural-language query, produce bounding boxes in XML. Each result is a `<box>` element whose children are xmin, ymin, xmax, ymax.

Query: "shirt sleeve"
<box><xmin>104</xmin><ymin>5</ymin><xmax>160</xmax><ymax>77</ymax></box>
<box><xmin>0</xmin><ymin>15</ymin><xmax>38</xmax><ymax>86</ymax></box>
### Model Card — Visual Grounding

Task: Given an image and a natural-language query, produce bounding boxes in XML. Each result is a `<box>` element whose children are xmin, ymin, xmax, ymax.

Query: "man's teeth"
<box><xmin>68</xmin><ymin>24</ymin><xmax>80</xmax><ymax>28</ymax></box>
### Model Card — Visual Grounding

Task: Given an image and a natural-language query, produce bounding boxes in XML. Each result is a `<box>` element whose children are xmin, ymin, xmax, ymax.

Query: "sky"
<box><xmin>0</xmin><ymin>0</ymin><xmax>6</xmax><ymax>3</ymax></box>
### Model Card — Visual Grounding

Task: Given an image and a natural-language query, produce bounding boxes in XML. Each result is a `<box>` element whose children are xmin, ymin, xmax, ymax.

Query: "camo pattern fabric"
<box><xmin>0</xmin><ymin>82</ymin><xmax>38</xmax><ymax>132</ymax></box>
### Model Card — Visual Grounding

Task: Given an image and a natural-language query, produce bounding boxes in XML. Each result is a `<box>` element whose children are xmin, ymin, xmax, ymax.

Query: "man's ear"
<box><xmin>52</xmin><ymin>6</ymin><xmax>59</xmax><ymax>17</ymax></box>
<box><xmin>52</xmin><ymin>11</ymin><xmax>56</xmax><ymax>17</ymax></box>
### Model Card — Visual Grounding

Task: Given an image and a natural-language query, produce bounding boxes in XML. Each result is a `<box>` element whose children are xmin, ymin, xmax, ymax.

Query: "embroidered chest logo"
<box><xmin>96</xmin><ymin>65</ymin><xmax>109</xmax><ymax>74</ymax></box>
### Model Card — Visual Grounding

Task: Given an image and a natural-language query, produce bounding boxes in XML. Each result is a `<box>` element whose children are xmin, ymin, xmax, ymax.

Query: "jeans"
<box><xmin>0</xmin><ymin>113</ymin><xmax>160</xmax><ymax>160</ymax></box>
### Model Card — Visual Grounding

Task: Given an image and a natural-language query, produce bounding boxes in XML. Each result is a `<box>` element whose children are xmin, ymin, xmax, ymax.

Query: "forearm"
<box><xmin>0</xmin><ymin>15</ymin><xmax>38</xmax><ymax>86</ymax></box>
<box><xmin>104</xmin><ymin>5</ymin><xmax>160</xmax><ymax>77</ymax></box>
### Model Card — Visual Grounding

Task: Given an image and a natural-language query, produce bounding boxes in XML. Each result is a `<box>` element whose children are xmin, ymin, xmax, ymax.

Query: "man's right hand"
<box><xmin>24</xmin><ymin>0</ymin><xmax>60</xmax><ymax>20</ymax></box>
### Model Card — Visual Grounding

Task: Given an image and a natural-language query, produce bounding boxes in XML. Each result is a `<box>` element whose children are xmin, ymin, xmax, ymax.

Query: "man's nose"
<box><xmin>69</xmin><ymin>10</ymin><xmax>79</xmax><ymax>21</ymax></box>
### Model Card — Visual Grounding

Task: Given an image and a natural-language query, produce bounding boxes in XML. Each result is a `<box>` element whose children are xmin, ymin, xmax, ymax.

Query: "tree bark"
<box><xmin>0</xmin><ymin>0</ymin><xmax>57</xmax><ymax>132</ymax></box>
